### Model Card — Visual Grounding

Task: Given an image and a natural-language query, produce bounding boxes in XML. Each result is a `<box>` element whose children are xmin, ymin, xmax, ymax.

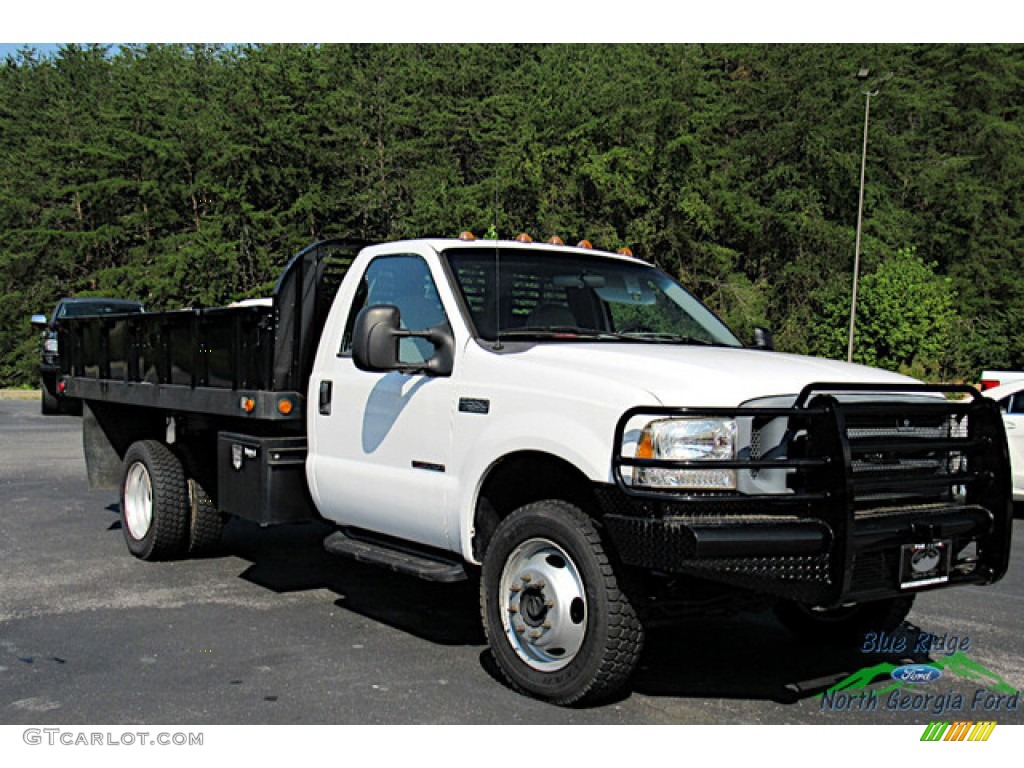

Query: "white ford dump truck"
<box><xmin>59</xmin><ymin>236</ymin><xmax>1013</xmax><ymax>705</ymax></box>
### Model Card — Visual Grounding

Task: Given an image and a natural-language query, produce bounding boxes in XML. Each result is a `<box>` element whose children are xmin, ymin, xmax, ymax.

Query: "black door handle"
<box><xmin>319</xmin><ymin>380</ymin><xmax>333</xmax><ymax>415</ymax></box>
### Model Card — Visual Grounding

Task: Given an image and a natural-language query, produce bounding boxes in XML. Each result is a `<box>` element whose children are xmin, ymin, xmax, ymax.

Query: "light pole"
<box><xmin>847</xmin><ymin>69</ymin><xmax>893</xmax><ymax>363</ymax></box>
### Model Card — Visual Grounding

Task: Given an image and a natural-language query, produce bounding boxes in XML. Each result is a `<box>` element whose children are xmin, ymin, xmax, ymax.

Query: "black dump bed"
<box><xmin>59</xmin><ymin>239</ymin><xmax>362</xmax><ymax>421</ymax></box>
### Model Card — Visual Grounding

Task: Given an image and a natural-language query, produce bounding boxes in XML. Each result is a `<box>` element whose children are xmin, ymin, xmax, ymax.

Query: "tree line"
<box><xmin>2</xmin><ymin>43</ymin><xmax>1022</xmax><ymax>386</ymax></box>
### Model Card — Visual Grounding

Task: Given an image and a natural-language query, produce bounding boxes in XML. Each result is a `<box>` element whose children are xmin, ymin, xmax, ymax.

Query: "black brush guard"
<box><xmin>602</xmin><ymin>383</ymin><xmax>1013</xmax><ymax>607</ymax></box>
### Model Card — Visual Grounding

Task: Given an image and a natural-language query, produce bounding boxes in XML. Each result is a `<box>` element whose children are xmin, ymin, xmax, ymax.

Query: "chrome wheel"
<box><xmin>499</xmin><ymin>537</ymin><xmax>587</xmax><ymax>672</ymax></box>
<box><xmin>481</xmin><ymin>501</ymin><xmax>644</xmax><ymax>704</ymax></box>
<box><xmin>119</xmin><ymin>440</ymin><xmax>189</xmax><ymax>561</ymax></box>
<box><xmin>123</xmin><ymin>461</ymin><xmax>153</xmax><ymax>540</ymax></box>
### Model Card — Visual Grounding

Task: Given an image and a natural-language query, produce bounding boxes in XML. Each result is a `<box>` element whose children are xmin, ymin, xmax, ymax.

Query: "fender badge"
<box><xmin>459</xmin><ymin>398</ymin><xmax>490</xmax><ymax>415</ymax></box>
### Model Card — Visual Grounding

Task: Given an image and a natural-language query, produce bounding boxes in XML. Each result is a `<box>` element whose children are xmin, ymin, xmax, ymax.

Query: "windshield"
<box><xmin>57</xmin><ymin>301</ymin><xmax>143</xmax><ymax>319</ymax></box>
<box><xmin>444</xmin><ymin>247</ymin><xmax>742</xmax><ymax>347</ymax></box>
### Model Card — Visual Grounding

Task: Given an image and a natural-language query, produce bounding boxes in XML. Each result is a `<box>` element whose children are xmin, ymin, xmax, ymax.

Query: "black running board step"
<box><xmin>323</xmin><ymin>528</ymin><xmax>468</xmax><ymax>583</ymax></box>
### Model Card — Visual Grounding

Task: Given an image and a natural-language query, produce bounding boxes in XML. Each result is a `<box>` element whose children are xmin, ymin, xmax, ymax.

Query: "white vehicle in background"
<box><xmin>980</xmin><ymin>370</ymin><xmax>1024</xmax><ymax>391</ymax></box>
<box><xmin>980</xmin><ymin>379</ymin><xmax>1024</xmax><ymax>502</ymax></box>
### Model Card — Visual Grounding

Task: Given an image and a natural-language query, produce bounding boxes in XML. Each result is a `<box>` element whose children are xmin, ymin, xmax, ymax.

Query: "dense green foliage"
<box><xmin>2</xmin><ymin>43</ymin><xmax>1022</xmax><ymax>386</ymax></box>
<box><xmin>811</xmin><ymin>247</ymin><xmax>958</xmax><ymax>378</ymax></box>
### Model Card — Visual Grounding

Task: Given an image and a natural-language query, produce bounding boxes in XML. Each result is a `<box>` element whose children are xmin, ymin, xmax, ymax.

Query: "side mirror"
<box><xmin>31</xmin><ymin>314</ymin><xmax>48</xmax><ymax>330</ymax></box>
<box><xmin>353</xmin><ymin>305</ymin><xmax>402</xmax><ymax>372</ymax></box>
<box><xmin>753</xmin><ymin>326</ymin><xmax>774</xmax><ymax>351</ymax></box>
<box><xmin>352</xmin><ymin>305</ymin><xmax>453</xmax><ymax>376</ymax></box>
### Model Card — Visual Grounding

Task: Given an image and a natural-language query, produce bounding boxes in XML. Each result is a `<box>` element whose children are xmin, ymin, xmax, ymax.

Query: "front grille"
<box><xmin>749</xmin><ymin>425</ymin><xmax>763</xmax><ymax>460</ymax></box>
<box><xmin>613</xmin><ymin>390</ymin><xmax>984</xmax><ymax>509</ymax></box>
<box><xmin>847</xmin><ymin>421</ymin><xmax>960</xmax><ymax>441</ymax></box>
<box><xmin>850</xmin><ymin>549</ymin><xmax>898</xmax><ymax>591</ymax></box>
<box><xmin>840</xmin><ymin>402</ymin><xmax>974</xmax><ymax>508</ymax></box>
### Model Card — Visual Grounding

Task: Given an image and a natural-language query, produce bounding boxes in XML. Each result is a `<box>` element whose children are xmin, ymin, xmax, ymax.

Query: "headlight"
<box><xmin>634</xmin><ymin>418</ymin><xmax>737</xmax><ymax>490</ymax></box>
<box><xmin>44</xmin><ymin>338</ymin><xmax>59</xmax><ymax>354</ymax></box>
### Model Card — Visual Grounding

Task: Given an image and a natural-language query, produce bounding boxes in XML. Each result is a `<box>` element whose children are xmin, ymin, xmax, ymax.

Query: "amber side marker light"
<box><xmin>277</xmin><ymin>398</ymin><xmax>294</xmax><ymax>416</ymax></box>
<box><xmin>636</xmin><ymin>429</ymin><xmax>654</xmax><ymax>460</ymax></box>
<box><xmin>240</xmin><ymin>397</ymin><xmax>255</xmax><ymax>414</ymax></box>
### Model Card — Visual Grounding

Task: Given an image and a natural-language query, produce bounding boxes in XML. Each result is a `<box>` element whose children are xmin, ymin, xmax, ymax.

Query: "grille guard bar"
<box><xmin>609</xmin><ymin>382</ymin><xmax>1013</xmax><ymax>602</ymax></box>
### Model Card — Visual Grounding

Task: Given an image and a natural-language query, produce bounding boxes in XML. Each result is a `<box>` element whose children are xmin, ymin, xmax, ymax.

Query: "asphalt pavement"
<box><xmin>1</xmin><ymin>397</ymin><xmax>1021</xmax><ymax>727</ymax></box>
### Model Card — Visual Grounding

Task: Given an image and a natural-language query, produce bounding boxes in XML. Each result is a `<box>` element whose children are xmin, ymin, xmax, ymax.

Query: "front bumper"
<box><xmin>600</xmin><ymin>383</ymin><xmax>1013</xmax><ymax>607</ymax></box>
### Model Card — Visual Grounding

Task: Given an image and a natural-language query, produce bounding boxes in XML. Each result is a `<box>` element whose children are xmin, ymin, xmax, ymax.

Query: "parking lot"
<box><xmin>1</xmin><ymin>396</ymin><xmax>1021</xmax><ymax>726</ymax></box>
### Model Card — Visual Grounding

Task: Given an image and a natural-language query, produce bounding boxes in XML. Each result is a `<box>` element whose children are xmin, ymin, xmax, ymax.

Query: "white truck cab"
<box><xmin>308</xmin><ymin>239</ymin><xmax>915</xmax><ymax>562</ymax></box>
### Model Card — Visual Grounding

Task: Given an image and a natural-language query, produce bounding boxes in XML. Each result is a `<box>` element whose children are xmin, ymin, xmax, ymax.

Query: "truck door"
<box><xmin>309</xmin><ymin>252</ymin><xmax>457</xmax><ymax>551</ymax></box>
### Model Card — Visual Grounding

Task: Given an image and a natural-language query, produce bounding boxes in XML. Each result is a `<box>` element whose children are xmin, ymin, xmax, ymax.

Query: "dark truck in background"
<box><xmin>54</xmin><ymin>236</ymin><xmax>1015</xmax><ymax>705</ymax></box>
<box><xmin>31</xmin><ymin>297</ymin><xmax>144</xmax><ymax>414</ymax></box>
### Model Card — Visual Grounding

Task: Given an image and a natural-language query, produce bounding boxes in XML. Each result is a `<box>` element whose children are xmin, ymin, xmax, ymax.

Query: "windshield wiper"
<box><xmin>616</xmin><ymin>331</ymin><xmax>722</xmax><ymax>346</ymax></box>
<box><xmin>496</xmin><ymin>326</ymin><xmax>629</xmax><ymax>342</ymax></box>
<box><xmin>494</xmin><ymin>327</ymin><xmax>730</xmax><ymax>347</ymax></box>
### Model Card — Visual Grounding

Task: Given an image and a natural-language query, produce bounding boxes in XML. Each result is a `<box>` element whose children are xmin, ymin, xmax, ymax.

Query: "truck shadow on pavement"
<box><xmin>476</xmin><ymin>613</ymin><xmax>919</xmax><ymax>707</ymax></box>
<box><xmin>119</xmin><ymin>511</ymin><xmax>934</xmax><ymax>707</ymax></box>
<box><xmin>221</xmin><ymin>517</ymin><xmax>486</xmax><ymax>647</ymax></box>
<box><xmin>631</xmin><ymin>615</ymin><xmax>873</xmax><ymax>705</ymax></box>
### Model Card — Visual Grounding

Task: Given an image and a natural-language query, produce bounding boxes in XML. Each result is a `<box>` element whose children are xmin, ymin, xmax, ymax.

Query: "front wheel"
<box><xmin>480</xmin><ymin>500</ymin><xmax>643</xmax><ymax>706</ymax></box>
<box><xmin>120</xmin><ymin>440</ymin><xmax>189</xmax><ymax>561</ymax></box>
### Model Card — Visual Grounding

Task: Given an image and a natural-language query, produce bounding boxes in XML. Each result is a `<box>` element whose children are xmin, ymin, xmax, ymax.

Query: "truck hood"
<box><xmin>503</xmin><ymin>343</ymin><xmax>915</xmax><ymax>407</ymax></box>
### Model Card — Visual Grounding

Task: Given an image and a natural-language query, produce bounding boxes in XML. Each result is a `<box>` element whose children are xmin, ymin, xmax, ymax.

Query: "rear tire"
<box><xmin>187</xmin><ymin>478</ymin><xmax>225</xmax><ymax>555</ymax></box>
<box><xmin>120</xmin><ymin>440</ymin><xmax>189</xmax><ymax>561</ymax></box>
<box><xmin>480</xmin><ymin>500</ymin><xmax>643</xmax><ymax>706</ymax></box>
<box><xmin>775</xmin><ymin>595</ymin><xmax>915</xmax><ymax>644</ymax></box>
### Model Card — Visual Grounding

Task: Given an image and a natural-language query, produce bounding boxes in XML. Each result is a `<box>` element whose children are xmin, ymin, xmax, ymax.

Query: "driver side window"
<box><xmin>340</xmin><ymin>254</ymin><xmax>448</xmax><ymax>364</ymax></box>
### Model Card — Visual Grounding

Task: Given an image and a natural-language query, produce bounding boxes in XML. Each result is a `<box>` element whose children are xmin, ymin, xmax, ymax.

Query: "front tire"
<box><xmin>480</xmin><ymin>500</ymin><xmax>643</xmax><ymax>706</ymax></box>
<box><xmin>120</xmin><ymin>440</ymin><xmax>189</xmax><ymax>561</ymax></box>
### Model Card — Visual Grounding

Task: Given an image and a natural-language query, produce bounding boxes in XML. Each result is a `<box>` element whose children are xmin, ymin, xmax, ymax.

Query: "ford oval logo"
<box><xmin>891</xmin><ymin>664</ymin><xmax>943</xmax><ymax>684</ymax></box>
